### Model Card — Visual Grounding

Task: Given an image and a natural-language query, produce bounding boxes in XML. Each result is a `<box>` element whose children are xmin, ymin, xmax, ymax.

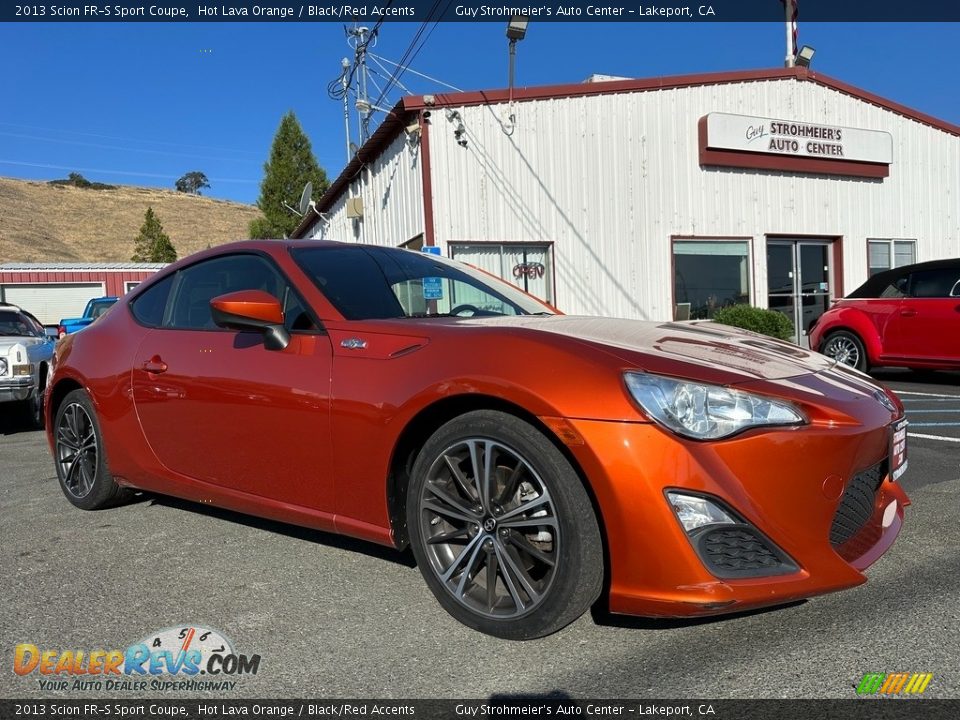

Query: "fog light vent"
<box><xmin>696</xmin><ymin>525</ymin><xmax>798</xmax><ymax>579</ymax></box>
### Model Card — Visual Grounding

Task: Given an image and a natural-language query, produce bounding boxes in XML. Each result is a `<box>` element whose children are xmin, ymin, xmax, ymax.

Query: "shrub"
<box><xmin>711</xmin><ymin>305</ymin><xmax>794</xmax><ymax>341</ymax></box>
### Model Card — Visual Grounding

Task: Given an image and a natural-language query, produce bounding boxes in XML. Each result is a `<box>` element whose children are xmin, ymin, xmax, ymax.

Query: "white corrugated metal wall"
<box><xmin>425</xmin><ymin>77</ymin><xmax>959</xmax><ymax>320</ymax></box>
<box><xmin>303</xmin><ymin>75</ymin><xmax>959</xmax><ymax>322</ymax></box>
<box><xmin>308</xmin><ymin>131</ymin><xmax>424</xmax><ymax>245</ymax></box>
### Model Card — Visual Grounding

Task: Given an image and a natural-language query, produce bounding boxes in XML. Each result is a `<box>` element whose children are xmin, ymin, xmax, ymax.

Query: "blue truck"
<box><xmin>58</xmin><ymin>296</ymin><xmax>118</xmax><ymax>338</ymax></box>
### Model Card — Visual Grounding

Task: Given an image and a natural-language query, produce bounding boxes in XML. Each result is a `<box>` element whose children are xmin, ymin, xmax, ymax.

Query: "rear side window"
<box><xmin>909</xmin><ymin>269</ymin><xmax>960</xmax><ymax>298</ymax></box>
<box><xmin>879</xmin><ymin>276</ymin><xmax>909</xmax><ymax>298</ymax></box>
<box><xmin>294</xmin><ymin>247</ymin><xmax>405</xmax><ymax>320</ymax></box>
<box><xmin>130</xmin><ymin>275</ymin><xmax>174</xmax><ymax>327</ymax></box>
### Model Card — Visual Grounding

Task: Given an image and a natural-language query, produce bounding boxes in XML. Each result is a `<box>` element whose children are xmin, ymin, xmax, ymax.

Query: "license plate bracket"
<box><xmin>889</xmin><ymin>417</ymin><xmax>908</xmax><ymax>481</ymax></box>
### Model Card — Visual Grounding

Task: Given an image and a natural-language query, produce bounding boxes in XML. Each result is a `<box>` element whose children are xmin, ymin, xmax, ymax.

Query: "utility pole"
<box><xmin>347</xmin><ymin>25</ymin><xmax>372</xmax><ymax>144</ymax></box>
<box><xmin>340</xmin><ymin>57</ymin><xmax>352</xmax><ymax>162</ymax></box>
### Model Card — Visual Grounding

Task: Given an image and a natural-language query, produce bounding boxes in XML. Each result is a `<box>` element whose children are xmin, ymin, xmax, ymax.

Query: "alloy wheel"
<box><xmin>56</xmin><ymin>402</ymin><xmax>99</xmax><ymax>499</ymax></box>
<box><xmin>418</xmin><ymin>438</ymin><xmax>560</xmax><ymax>619</ymax></box>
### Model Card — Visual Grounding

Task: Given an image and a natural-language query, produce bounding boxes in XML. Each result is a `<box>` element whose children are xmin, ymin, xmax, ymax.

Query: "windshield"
<box><xmin>0</xmin><ymin>311</ymin><xmax>37</xmax><ymax>336</ymax></box>
<box><xmin>292</xmin><ymin>245</ymin><xmax>554</xmax><ymax>320</ymax></box>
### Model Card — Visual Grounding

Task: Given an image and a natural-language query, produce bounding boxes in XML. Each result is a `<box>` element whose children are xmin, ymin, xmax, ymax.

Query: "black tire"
<box><xmin>406</xmin><ymin>410</ymin><xmax>603</xmax><ymax>640</ymax></box>
<box><xmin>821</xmin><ymin>330</ymin><xmax>869</xmax><ymax>372</ymax></box>
<box><xmin>53</xmin><ymin>389</ymin><xmax>132</xmax><ymax>510</ymax></box>
<box><xmin>21</xmin><ymin>384</ymin><xmax>44</xmax><ymax>430</ymax></box>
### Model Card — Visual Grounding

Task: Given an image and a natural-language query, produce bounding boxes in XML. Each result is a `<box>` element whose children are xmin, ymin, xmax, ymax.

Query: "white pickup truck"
<box><xmin>0</xmin><ymin>303</ymin><xmax>55</xmax><ymax>429</ymax></box>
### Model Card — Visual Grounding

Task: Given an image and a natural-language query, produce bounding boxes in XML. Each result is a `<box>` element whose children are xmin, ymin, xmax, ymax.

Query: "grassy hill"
<box><xmin>0</xmin><ymin>176</ymin><xmax>263</xmax><ymax>263</ymax></box>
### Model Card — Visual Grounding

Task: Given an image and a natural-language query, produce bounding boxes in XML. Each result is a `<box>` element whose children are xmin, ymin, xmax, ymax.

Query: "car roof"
<box><xmin>848</xmin><ymin>258</ymin><xmax>960</xmax><ymax>298</ymax></box>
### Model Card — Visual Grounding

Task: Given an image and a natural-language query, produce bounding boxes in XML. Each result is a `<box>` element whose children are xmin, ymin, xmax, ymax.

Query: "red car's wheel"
<box><xmin>53</xmin><ymin>389</ymin><xmax>132</xmax><ymax>510</ymax></box>
<box><xmin>407</xmin><ymin>410</ymin><xmax>603</xmax><ymax>640</ymax></box>
<box><xmin>821</xmin><ymin>330</ymin><xmax>869</xmax><ymax>372</ymax></box>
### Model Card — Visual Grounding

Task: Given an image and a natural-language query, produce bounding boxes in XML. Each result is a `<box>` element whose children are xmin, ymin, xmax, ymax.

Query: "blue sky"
<box><xmin>0</xmin><ymin>21</ymin><xmax>955</xmax><ymax>205</ymax></box>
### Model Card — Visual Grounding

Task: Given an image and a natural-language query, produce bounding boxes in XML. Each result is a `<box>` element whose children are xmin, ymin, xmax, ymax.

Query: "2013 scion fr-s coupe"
<box><xmin>46</xmin><ymin>241</ymin><xmax>909</xmax><ymax>639</ymax></box>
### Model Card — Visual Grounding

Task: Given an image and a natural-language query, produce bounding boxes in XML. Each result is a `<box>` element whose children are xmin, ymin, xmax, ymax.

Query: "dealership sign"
<box><xmin>699</xmin><ymin>113</ymin><xmax>893</xmax><ymax>178</ymax></box>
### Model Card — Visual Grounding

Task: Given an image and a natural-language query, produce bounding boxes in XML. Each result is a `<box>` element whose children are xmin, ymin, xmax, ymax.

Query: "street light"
<box><xmin>506</xmin><ymin>16</ymin><xmax>529</xmax><ymax>41</ymax></box>
<box><xmin>505</xmin><ymin>16</ymin><xmax>529</xmax><ymax>131</ymax></box>
<box><xmin>795</xmin><ymin>45</ymin><xmax>815</xmax><ymax>68</ymax></box>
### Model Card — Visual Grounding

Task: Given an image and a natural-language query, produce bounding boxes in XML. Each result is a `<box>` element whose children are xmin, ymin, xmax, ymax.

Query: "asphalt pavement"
<box><xmin>1</xmin><ymin>370</ymin><xmax>958</xmax><ymax>700</ymax></box>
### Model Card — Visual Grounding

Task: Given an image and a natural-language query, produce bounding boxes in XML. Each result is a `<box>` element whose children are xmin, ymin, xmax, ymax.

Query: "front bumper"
<box><xmin>0</xmin><ymin>377</ymin><xmax>34</xmax><ymax>403</ymax></box>
<box><xmin>563</xmin><ymin>409</ymin><xmax>908</xmax><ymax>618</ymax></box>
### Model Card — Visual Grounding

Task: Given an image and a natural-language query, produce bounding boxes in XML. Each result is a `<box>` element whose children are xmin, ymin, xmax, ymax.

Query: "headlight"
<box><xmin>0</xmin><ymin>358</ymin><xmax>7</xmax><ymax>375</ymax></box>
<box><xmin>13</xmin><ymin>363</ymin><xmax>34</xmax><ymax>377</ymax></box>
<box><xmin>624</xmin><ymin>372</ymin><xmax>806</xmax><ymax>440</ymax></box>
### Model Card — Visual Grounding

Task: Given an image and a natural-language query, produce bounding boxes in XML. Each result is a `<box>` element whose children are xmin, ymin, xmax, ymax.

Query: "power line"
<box><xmin>0</xmin><ymin>131</ymin><xmax>252</xmax><ymax>164</ymax></box>
<box><xmin>368</xmin><ymin>52</ymin><xmax>463</xmax><ymax>93</ymax></box>
<box><xmin>371</xmin><ymin>0</ymin><xmax>454</xmax><ymax>111</ymax></box>
<box><xmin>0</xmin><ymin>159</ymin><xmax>257</xmax><ymax>185</ymax></box>
<box><xmin>0</xmin><ymin>121</ymin><xmax>260</xmax><ymax>156</ymax></box>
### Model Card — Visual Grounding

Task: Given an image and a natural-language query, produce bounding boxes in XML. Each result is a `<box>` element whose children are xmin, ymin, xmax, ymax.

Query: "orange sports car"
<box><xmin>46</xmin><ymin>240</ymin><xmax>909</xmax><ymax>639</ymax></box>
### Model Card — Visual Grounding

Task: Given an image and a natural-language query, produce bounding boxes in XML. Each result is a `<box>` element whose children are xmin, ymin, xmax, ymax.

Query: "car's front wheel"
<box><xmin>821</xmin><ymin>330</ymin><xmax>869</xmax><ymax>372</ymax></box>
<box><xmin>407</xmin><ymin>410</ymin><xmax>603</xmax><ymax>640</ymax></box>
<box><xmin>21</xmin><ymin>385</ymin><xmax>44</xmax><ymax>430</ymax></box>
<box><xmin>54</xmin><ymin>389</ymin><xmax>131</xmax><ymax>510</ymax></box>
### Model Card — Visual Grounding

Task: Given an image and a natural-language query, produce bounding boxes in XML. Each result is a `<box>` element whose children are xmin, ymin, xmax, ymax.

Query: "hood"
<box><xmin>457</xmin><ymin>316</ymin><xmax>836</xmax><ymax>383</ymax></box>
<box><xmin>0</xmin><ymin>336</ymin><xmax>45</xmax><ymax>355</ymax></box>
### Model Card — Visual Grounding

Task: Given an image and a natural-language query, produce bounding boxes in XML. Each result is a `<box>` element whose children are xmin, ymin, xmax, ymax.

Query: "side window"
<box><xmin>879</xmin><ymin>275</ymin><xmax>909</xmax><ymax>298</ymax></box>
<box><xmin>169</xmin><ymin>255</ymin><xmax>285</xmax><ymax>330</ymax></box>
<box><xmin>909</xmin><ymin>269</ymin><xmax>960</xmax><ymax>299</ymax></box>
<box><xmin>131</xmin><ymin>275</ymin><xmax>174</xmax><ymax>327</ymax></box>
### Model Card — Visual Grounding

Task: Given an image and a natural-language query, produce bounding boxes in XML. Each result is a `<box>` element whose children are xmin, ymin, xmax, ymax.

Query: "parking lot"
<box><xmin>1</xmin><ymin>370</ymin><xmax>958</xmax><ymax>700</ymax></box>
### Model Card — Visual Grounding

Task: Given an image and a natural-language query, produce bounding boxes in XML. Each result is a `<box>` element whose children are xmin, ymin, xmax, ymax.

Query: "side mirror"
<box><xmin>210</xmin><ymin>290</ymin><xmax>290</xmax><ymax>351</ymax></box>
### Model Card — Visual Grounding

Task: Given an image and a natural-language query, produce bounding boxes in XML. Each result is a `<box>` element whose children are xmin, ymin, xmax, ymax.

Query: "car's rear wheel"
<box><xmin>821</xmin><ymin>330</ymin><xmax>868</xmax><ymax>372</ymax></box>
<box><xmin>407</xmin><ymin>410</ymin><xmax>603</xmax><ymax>640</ymax></box>
<box><xmin>54</xmin><ymin>389</ymin><xmax>131</xmax><ymax>510</ymax></box>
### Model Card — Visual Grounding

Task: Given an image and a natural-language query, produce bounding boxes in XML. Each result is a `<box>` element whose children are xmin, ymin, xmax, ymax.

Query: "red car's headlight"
<box><xmin>624</xmin><ymin>372</ymin><xmax>807</xmax><ymax>440</ymax></box>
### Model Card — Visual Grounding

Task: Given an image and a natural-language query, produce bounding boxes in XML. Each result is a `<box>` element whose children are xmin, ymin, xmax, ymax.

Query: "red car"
<box><xmin>811</xmin><ymin>259</ymin><xmax>960</xmax><ymax>372</ymax></box>
<box><xmin>47</xmin><ymin>241</ymin><xmax>909</xmax><ymax>639</ymax></box>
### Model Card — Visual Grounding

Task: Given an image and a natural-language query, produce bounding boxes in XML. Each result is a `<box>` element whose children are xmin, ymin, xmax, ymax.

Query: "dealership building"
<box><xmin>291</xmin><ymin>67</ymin><xmax>960</xmax><ymax>346</ymax></box>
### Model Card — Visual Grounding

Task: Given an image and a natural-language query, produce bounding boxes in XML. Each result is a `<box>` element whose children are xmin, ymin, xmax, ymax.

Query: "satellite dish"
<box><xmin>298</xmin><ymin>182</ymin><xmax>313</xmax><ymax>216</ymax></box>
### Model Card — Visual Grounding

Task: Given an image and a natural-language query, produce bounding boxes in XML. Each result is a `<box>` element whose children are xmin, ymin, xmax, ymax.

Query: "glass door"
<box><xmin>767</xmin><ymin>239</ymin><xmax>833</xmax><ymax>346</ymax></box>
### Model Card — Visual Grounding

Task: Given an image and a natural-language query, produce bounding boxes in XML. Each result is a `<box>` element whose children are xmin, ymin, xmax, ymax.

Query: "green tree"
<box><xmin>131</xmin><ymin>207</ymin><xmax>178</xmax><ymax>263</ymax></box>
<box><xmin>250</xmin><ymin>111</ymin><xmax>328</xmax><ymax>238</ymax></box>
<box><xmin>175</xmin><ymin>171</ymin><xmax>210</xmax><ymax>195</ymax></box>
<box><xmin>67</xmin><ymin>172</ymin><xmax>92</xmax><ymax>188</ymax></box>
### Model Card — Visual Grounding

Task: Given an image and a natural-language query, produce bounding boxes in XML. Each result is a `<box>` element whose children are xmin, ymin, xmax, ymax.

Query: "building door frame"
<box><xmin>766</xmin><ymin>235</ymin><xmax>843</xmax><ymax>347</ymax></box>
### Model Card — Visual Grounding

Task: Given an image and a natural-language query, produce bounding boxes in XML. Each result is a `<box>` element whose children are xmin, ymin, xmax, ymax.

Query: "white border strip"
<box><xmin>909</xmin><ymin>432</ymin><xmax>960</xmax><ymax>444</ymax></box>
<box><xmin>895</xmin><ymin>391</ymin><xmax>960</xmax><ymax>399</ymax></box>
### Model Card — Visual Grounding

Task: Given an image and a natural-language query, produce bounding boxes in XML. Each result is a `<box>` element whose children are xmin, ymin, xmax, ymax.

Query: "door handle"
<box><xmin>142</xmin><ymin>356</ymin><xmax>168</xmax><ymax>374</ymax></box>
<box><xmin>899</xmin><ymin>309</ymin><xmax>918</xmax><ymax>317</ymax></box>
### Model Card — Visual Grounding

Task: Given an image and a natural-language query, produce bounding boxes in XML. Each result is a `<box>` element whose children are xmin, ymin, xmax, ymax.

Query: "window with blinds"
<box><xmin>868</xmin><ymin>239</ymin><xmax>916</xmax><ymax>276</ymax></box>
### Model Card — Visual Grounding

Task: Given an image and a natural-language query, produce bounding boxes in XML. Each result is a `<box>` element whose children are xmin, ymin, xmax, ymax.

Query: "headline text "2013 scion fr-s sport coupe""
<box><xmin>46</xmin><ymin>240</ymin><xmax>909</xmax><ymax>639</ymax></box>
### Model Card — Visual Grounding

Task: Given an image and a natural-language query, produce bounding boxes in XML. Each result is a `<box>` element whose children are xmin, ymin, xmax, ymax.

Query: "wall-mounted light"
<box><xmin>795</xmin><ymin>45</ymin><xmax>815</xmax><ymax>68</ymax></box>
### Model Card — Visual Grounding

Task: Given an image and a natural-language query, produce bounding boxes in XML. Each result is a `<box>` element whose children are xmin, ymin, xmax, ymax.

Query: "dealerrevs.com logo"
<box><xmin>856</xmin><ymin>672</ymin><xmax>934</xmax><ymax>696</ymax></box>
<box><xmin>14</xmin><ymin>625</ymin><xmax>261</xmax><ymax>692</ymax></box>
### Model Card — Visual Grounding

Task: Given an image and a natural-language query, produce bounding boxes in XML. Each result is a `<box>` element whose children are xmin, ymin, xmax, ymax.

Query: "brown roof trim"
<box><xmin>296</xmin><ymin>66</ymin><xmax>959</xmax><ymax>238</ymax></box>
<box><xmin>403</xmin><ymin>67</ymin><xmax>959</xmax><ymax>137</ymax></box>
